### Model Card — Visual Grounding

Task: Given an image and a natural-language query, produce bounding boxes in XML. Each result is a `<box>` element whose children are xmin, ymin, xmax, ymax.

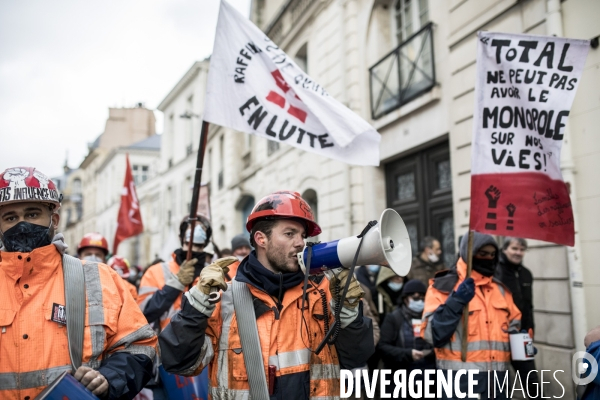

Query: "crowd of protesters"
<box><xmin>2</xmin><ymin>166</ymin><xmax>598</xmax><ymax>400</ymax></box>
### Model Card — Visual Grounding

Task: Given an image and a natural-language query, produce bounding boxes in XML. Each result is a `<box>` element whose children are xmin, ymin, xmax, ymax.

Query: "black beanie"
<box><xmin>400</xmin><ymin>279</ymin><xmax>427</xmax><ymax>299</ymax></box>
<box><xmin>231</xmin><ymin>234</ymin><xmax>251</xmax><ymax>251</ymax></box>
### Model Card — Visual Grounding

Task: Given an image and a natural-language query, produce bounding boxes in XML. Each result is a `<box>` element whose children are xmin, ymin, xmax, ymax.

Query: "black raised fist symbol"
<box><xmin>506</xmin><ymin>203</ymin><xmax>516</xmax><ymax>217</ymax></box>
<box><xmin>485</xmin><ymin>185</ymin><xmax>501</xmax><ymax>208</ymax></box>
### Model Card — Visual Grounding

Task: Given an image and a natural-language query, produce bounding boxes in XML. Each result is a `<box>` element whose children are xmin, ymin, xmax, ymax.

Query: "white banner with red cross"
<box><xmin>203</xmin><ymin>0</ymin><xmax>381</xmax><ymax>166</ymax></box>
<box><xmin>470</xmin><ymin>32</ymin><xmax>589</xmax><ymax>246</ymax></box>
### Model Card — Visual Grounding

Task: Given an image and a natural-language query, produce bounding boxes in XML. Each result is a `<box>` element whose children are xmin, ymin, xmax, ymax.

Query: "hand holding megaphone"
<box><xmin>326</xmin><ymin>268</ymin><xmax>364</xmax><ymax>309</ymax></box>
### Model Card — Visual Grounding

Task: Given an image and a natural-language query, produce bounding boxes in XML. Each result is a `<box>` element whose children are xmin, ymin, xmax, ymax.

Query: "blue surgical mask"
<box><xmin>367</xmin><ymin>265</ymin><xmax>380</xmax><ymax>274</ymax></box>
<box><xmin>407</xmin><ymin>298</ymin><xmax>425</xmax><ymax>313</ymax></box>
<box><xmin>387</xmin><ymin>281</ymin><xmax>403</xmax><ymax>292</ymax></box>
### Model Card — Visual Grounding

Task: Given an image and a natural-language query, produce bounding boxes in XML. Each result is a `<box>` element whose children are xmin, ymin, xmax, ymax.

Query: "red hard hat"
<box><xmin>107</xmin><ymin>256</ymin><xmax>131</xmax><ymax>279</ymax></box>
<box><xmin>246</xmin><ymin>191</ymin><xmax>321</xmax><ymax>237</ymax></box>
<box><xmin>78</xmin><ymin>233</ymin><xmax>109</xmax><ymax>255</ymax></box>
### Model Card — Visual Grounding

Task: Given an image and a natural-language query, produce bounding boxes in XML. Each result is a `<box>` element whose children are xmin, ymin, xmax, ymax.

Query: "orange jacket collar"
<box><xmin>456</xmin><ymin>257</ymin><xmax>493</xmax><ymax>286</ymax></box>
<box><xmin>0</xmin><ymin>244</ymin><xmax>61</xmax><ymax>282</ymax></box>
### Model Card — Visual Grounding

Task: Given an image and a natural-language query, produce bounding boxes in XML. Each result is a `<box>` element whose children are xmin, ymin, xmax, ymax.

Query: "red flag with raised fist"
<box><xmin>113</xmin><ymin>154</ymin><xmax>144</xmax><ymax>254</ymax></box>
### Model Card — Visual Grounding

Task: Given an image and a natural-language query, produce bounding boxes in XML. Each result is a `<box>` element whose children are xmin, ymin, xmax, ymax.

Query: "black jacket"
<box><xmin>159</xmin><ymin>254</ymin><xmax>374</xmax><ymax>400</ymax></box>
<box><xmin>355</xmin><ymin>265</ymin><xmax>379</xmax><ymax>311</ymax></box>
<box><xmin>378</xmin><ymin>305</ymin><xmax>435</xmax><ymax>371</ymax></box>
<box><xmin>494</xmin><ymin>252</ymin><xmax>535</xmax><ymax>332</ymax></box>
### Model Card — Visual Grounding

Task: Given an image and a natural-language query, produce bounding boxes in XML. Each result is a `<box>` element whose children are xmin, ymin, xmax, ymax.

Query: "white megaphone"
<box><xmin>297</xmin><ymin>208</ymin><xmax>412</xmax><ymax>277</ymax></box>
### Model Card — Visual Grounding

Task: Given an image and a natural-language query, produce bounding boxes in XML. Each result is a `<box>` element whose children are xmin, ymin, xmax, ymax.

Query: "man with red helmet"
<box><xmin>159</xmin><ymin>191</ymin><xmax>375</xmax><ymax>399</ymax></box>
<box><xmin>77</xmin><ymin>232</ymin><xmax>110</xmax><ymax>262</ymax></box>
<box><xmin>108</xmin><ymin>255</ymin><xmax>138</xmax><ymax>300</ymax></box>
<box><xmin>0</xmin><ymin>167</ymin><xmax>157</xmax><ymax>400</ymax></box>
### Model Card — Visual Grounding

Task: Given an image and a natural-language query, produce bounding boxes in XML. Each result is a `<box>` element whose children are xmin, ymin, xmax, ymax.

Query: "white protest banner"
<box><xmin>470</xmin><ymin>32</ymin><xmax>589</xmax><ymax>246</ymax></box>
<box><xmin>203</xmin><ymin>0</ymin><xmax>381</xmax><ymax>166</ymax></box>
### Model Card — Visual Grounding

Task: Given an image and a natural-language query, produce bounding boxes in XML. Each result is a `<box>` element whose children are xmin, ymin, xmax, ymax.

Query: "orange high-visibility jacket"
<box><xmin>138</xmin><ymin>255</ymin><xmax>239</xmax><ymax>330</ymax></box>
<box><xmin>421</xmin><ymin>258</ymin><xmax>521</xmax><ymax>371</ymax></box>
<box><xmin>176</xmin><ymin>263</ymin><xmax>341</xmax><ymax>399</ymax></box>
<box><xmin>125</xmin><ymin>279</ymin><xmax>138</xmax><ymax>301</ymax></box>
<box><xmin>0</xmin><ymin>244</ymin><xmax>157</xmax><ymax>400</ymax></box>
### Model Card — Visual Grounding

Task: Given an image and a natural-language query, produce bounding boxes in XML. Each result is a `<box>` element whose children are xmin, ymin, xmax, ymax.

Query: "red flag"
<box><xmin>113</xmin><ymin>154</ymin><xmax>144</xmax><ymax>254</ymax></box>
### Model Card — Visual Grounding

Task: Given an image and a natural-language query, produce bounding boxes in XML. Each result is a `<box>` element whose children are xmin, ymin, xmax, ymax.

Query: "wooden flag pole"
<box><xmin>186</xmin><ymin>121</ymin><xmax>210</xmax><ymax>263</ymax></box>
<box><xmin>461</xmin><ymin>230</ymin><xmax>474</xmax><ymax>362</ymax></box>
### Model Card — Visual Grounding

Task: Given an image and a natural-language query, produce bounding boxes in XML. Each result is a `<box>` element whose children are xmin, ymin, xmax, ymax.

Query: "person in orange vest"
<box><xmin>137</xmin><ymin>214</ymin><xmax>213</xmax><ymax>398</ymax></box>
<box><xmin>158</xmin><ymin>190</ymin><xmax>375</xmax><ymax>399</ymax></box>
<box><xmin>421</xmin><ymin>231</ymin><xmax>522</xmax><ymax>400</ymax></box>
<box><xmin>77</xmin><ymin>232</ymin><xmax>110</xmax><ymax>262</ymax></box>
<box><xmin>107</xmin><ymin>255</ymin><xmax>138</xmax><ymax>301</ymax></box>
<box><xmin>137</xmin><ymin>214</ymin><xmax>213</xmax><ymax>332</ymax></box>
<box><xmin>0</xmin><ymin>166</ymin><xmax>157</xmax><ymax>400</ymax></box>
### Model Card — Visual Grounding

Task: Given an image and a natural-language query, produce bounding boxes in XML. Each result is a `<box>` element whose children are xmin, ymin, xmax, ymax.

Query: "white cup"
<box><xmin>510</xmin><ymin>332</ymin><xmax>535</xmax><ymax>361</ymax></box>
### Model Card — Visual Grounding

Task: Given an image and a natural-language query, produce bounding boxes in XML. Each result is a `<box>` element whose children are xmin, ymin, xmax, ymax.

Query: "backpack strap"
<box><xmin>62</xmin><ymin>254</ymin><xmax>86</xmax><ymax>371</ymax></box>
<box><xmin>232</xmin><ymin>279</ymin><xmax>270</xmax><ymax>400</ymax></box>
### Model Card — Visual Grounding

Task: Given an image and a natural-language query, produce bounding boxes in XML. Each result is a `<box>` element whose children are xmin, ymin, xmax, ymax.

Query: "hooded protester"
<box><xmin>421</xmin><ymin>232</ymin><xmax>522</xmax><ymax>400</ymax></box>
<box><xmin>494</xmin><ymin>237</ymin><xmax>539</xmax><ymax>398</ymax></box>
<box><xmin>0</xmin><ymin>166</ymin><xmax>156</xmax><ymax>399</ymax></box>
<box><xmin>378</xmin><ymin>279</ymin><xmax>435</xmax><ymax>398</ymax></box>
<box><xmin>375</xmin><ymin>266</ymin><xmax>405</xmax><ymax>322</ymax></box>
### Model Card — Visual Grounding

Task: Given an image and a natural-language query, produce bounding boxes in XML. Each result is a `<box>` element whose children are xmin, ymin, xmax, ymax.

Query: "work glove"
<box><xmin>186</xmin><ymin>256</ymin><xmax>238</xmax><ymax>318</ymax></box>
<box><xmin>73</xmin><ymin>366</ymin><xmax>109</xmax><ymax>398</ymax></box>
<box><xmin>196</xmin><ymin>256</ymin><xmax>238</xmax><ymax>295</ymax></box>
<box><xmin>329</xmin><ymin>268</ymin><xmax>365</xmax><ymax>309</ymax></box>
<box><xmin>453</xmin><ymin>277</ymin><xmax>475</xmax><ymax>305</ymax></box>
<box><xmin>176</xmin><ymin>258</ymin><xmax>198</xmax><ymax>286</ymax></box>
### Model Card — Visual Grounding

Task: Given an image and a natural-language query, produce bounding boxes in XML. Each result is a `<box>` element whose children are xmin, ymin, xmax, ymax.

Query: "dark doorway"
<box><xmin>385</xmin><ymin>141</ymin><xmax>456</xmax><ymax>266</ymax></box>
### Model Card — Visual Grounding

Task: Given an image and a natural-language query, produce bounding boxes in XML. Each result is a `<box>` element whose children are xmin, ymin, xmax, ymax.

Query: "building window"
<box><xmin>396</xmin><ymin>172</ymin><xmax>416</xmax><ymax>201</ymax></box>
<box><xmin>186</xmin><ymin>95</ymin><xmax>194</xmax><ymax>154</ymax></box>
<box><xmin>267</xmin><ymin>140</ymin><xmax>280</xmax><ymax>156</ymax></box>
<box><xmin>132</xmin><ymin>165</ymin><xmax>149</xmax><ymax>185</ymax></box>
<box><xmin>395</xmin><ymin>0</ymin><xmax>428</xmax><ymax>43</ymax></box>
<box><xmin>369</xmin><ymin>2</ymin><xmax>434</xmax><ymax>119</ymax></box>
<box><xmin>237</xmin><ymin>195</ymin><xmax>255</xmax><ymax>236</ymax></box>
<box><xmin>385</xmin><ymin>141</ymin><xmax>455</xmax><ymax>265</ymax></box>
<box><xmin>295</xmin><ymin>43</ymin><xmax>308</xmax><ymax>73</ymax></box>
<box><xmin>302</xmin><ymin>189</ymin><xmax>318</xmax><ymax>222</ymax></box>
<box><xmin>218</xmin><ymin>135</ymin><xmax>224</xmax><ymax>190</ymax></box>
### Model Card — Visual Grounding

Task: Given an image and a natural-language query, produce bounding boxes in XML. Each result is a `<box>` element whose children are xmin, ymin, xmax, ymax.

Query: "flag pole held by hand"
<box><xmin>186</xmin><ymin>121</ymin><xmax>210</xmax><ymax>264</ymax></box>
<box><xmin>461</xmin><ymin>230</ymin><xmax>474</xmax><ymax>362</ymax></box>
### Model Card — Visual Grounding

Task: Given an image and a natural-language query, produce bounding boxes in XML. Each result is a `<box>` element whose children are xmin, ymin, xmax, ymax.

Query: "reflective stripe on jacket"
<box><xmin>421</xmin><ymin>258</ymin><xmax>521</xmax><ymax>372</ymax></box>
<box><xmin>0</xmin><ymin>244</ymin><xmax>157</xmax><ymax>400</ymax></box>
<box><xmin>138</xmin><ymin>258</ymin><xmax>183</xmax><ymax>330</ymax></box>
<box><xmin>184</xmin><ymin>263</ymin><xmax>341</xmax><ymax>399</ymax></box>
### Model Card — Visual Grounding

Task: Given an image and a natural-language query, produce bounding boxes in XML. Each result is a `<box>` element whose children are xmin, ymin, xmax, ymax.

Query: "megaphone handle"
<box><xmin>314</xmin><ymin>220</ymin><xmax>378</xmax><ymax>354</ymax></box>
<box><xmin>315</xmin><ymin>320</ymin><xmax>339</xmax><ymax>354</ymax></box>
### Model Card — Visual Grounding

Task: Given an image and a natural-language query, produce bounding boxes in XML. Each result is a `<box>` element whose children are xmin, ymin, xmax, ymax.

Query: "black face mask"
<box><xmin>1</xmin><ymin>221</ymin><xmax>53</xmax><ymax>253</ymax></box>
<box><xmin>472</xmin><ymin>257</ymin><xmax>496</xmax><ymax>277</ymax></box>
<box><xmin>174</xmin><ymin>248</ymin><xmax>206</xmax><ymax>267</ymax></box>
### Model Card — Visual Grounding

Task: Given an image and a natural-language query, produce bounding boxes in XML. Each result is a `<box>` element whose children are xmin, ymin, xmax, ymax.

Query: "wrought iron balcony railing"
<box><xmin>369</xmin><ymin>23</ymin><xmax>435</xmax><ymax>120</ymax></box>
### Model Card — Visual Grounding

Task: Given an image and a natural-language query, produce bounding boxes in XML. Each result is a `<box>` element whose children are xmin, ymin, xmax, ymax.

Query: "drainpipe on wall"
<box><xmin>546</xmin><ymin>0</ymin><xmax>588</xmax><ymax>351</ymax></box>
<box><xmin>341</xmin><ymin>0</ymin><xmax>353</xmax><ymax>236</ymax></box>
